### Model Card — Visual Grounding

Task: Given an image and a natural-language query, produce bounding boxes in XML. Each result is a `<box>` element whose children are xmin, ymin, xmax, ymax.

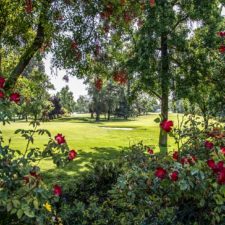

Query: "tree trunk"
<box><xmin>91</xmin><ymin>111</ymin><xmax>94</xmax><ymax>119</ymax></box>
<box><xmin>107</xmin><ymin>109</ymin><xmax>111</xmax><ymax>120</ymax></box>
<box><xmin>159</xmin><ymin>32</ymin><xmax>169</xmax><ymax>148</ymax></box>
<box><xmin>4</xmin><ymin>0</ymin><xmax>52</xmax><ymax>91</ymax></box>
<box><xmin>96</xmin><ymin>111</ymin><xmax>100</xmax><ymax>122</ymax></box>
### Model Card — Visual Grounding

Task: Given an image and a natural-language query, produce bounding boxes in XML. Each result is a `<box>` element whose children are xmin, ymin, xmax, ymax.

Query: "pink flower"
<box><xmin>204</xmin><ymin>141</ymin><xmax>214</xmax><ymax>150</ymax></box>
<box><xmin>170</xmin><ymin>171</ymin><xmax>179</xmax><ymax>181</ymax></box>
<box><xmin>160</xmin><ymin>120</ymin><xmax>173</xmax><ymax>132</ymax></box>
<box><xmin>220</xmin><ymin>147</ymin><xmax>225</xmax><ymax>155</ymax></box>
<box><xmin>10</xmin><ymin>93</ymin><xmax>20</xmax><ymax>104</ymax></box>
<box><xmin>55</xmin><ymin>134</ymin><xmax>66</xmax><ymax>145</ymax></box>
<box><xmin>155</xmin><ymin>167</ymin><xmax>167</xmax><ymax>179</ymax></box>
<box><xmin>0</xmin><ymin>76</ymin><xmax>5</xmax><ymax>88</ymax></box>
<box><xmin>68</xmin><ymin>150</ymin><xmax>77</xmax><ymax>160</ymax></box>
<box><xmin>172</xmin><ymin>151</ymin><xmax>179</xmax><ymax>161</ymax></box>
<box><xmin>147</xmin><ymin>147</ymin><xmax>154</xmax><ymax>155</ymax></box>
<box><xmin>53</xmin><ymin>185</ymin><xmax>62</xmax><ymax>196</ymax></box>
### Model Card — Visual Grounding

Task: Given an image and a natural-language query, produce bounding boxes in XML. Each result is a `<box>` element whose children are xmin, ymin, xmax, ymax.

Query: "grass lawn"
<box><xmin>0</xmin><ymin>113</ymin><xmax>180</xmax><ymax>185</ymax></box>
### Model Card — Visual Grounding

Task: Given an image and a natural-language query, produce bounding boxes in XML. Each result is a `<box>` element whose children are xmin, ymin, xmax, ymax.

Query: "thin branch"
<box><xmin>171</xmin><ymin>15</ymin><xmax>188</xmax><ymax>32</ymax></box>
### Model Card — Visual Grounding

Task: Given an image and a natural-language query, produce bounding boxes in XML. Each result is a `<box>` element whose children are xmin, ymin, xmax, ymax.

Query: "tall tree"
<box><xmin>98</xmin><ymin>0</ymin><xmax>224</xmax><ymax>149</ymax></box>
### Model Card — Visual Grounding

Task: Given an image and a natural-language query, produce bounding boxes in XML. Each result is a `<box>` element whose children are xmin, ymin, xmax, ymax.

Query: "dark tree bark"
<box><xmin>96</xmin><ymin>110</ymin><xmax>100</xmax><ymax>122</ymax></box>
<box><xmin>107</xmin><ymin>109</ymin><xmax>111</xmax><ymax>120</ymax></box>
<box><xmin>4</xmin><ymin>0</ymin><xmax>52</xmax><ymax>90</ymax></box>
<box><xmin>91</xmin><ymin>111</ymin><xmax>94</xmax><ymax>119</ymax></box>
<box><xmin>159</xmin><ymin>32</ymin><xmax>169</xmax><ymax>148</ymax></box>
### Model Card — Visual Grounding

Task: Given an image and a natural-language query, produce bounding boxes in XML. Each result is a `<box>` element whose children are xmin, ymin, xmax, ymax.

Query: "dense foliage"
<box><xmin>56</xmin><ymin>116</ymin><xmax>225</xmax><ymax>225</ymax></box>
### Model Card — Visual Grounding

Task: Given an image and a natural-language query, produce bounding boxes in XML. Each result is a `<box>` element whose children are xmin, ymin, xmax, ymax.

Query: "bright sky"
<box><xmin>44</xmin><ymin>54</ymin><xmax>87</xmax><ymax>100</ymax></box>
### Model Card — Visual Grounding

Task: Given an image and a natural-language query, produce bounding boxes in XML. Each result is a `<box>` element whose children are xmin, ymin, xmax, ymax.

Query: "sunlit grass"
<box><xmin>0</xmin><ymin>113</ymin><xmax>181</xmax><ymax>184</ymax></box>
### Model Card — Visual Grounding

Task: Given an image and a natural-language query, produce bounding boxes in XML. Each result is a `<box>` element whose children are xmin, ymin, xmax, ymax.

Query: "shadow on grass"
<box><xmin>42</xmin><ymin>144</ymin><xmax>169</xmax><ymax>186</ymax></box>
<box><xmin>43</xmin><ymin>146</ymin><xmax>122</xmax><ymax>185</ymax></box>
<box><xmin>11</xmin><ymin>116</ymin><xmax>137</xmax><ymax>125</ymax></box>
<box><xmin>53</xmin><ymin>116</ymin><xmax>136</xmax><ymax>124</ymax></box>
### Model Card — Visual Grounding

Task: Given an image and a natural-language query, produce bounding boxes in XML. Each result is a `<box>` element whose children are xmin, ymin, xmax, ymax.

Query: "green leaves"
<box><xmin>154</xmin><ymin>117</ymin><xmax>160</xmax><ymax>123</ymax></box>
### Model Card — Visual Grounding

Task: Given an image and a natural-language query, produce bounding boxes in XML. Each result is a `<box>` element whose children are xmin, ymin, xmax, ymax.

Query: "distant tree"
<box><xmin>75</xmin><ymin>95</ymin><xmax>90</xmax><ymax>113</ymax></box>
<box><xmin>48</xmin><ymin>96</ymin><xmax>64</xmax><ymax>119</ymax></box>
<box><xmin>130</xmin><ymin>93</ymin><xmax>159</xmax><ymax>116</ymax></box>
<box><xmin>56</xmin><ymin>85</ymin><xmax>76</xmax><ymax>114</ymax></box>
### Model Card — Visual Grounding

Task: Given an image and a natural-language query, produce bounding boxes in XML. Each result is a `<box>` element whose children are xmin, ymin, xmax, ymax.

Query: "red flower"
<box><xmin>55</xmin><ymin>133</ymin><xmax>66</xmax><ymax>145</ymax></box>
<box><xmin>160</xmin><ymin>120</ymin><xmax>173</xmax><ymax>132</ymax></box>
<box><xmin>10</xmin><ymin>93</ymin><xmax>20</xmax><ymax>104</ymax></box>
<box><xmin>170</xmin><ymin>171</ymin><xmax>179</xmax><ymax>181</ymax></box>
<box><xmin>155</xmin><ymin>167</ymin><xmax>167</xmax><ymax>179</ymax></box>
<box><xmin>207</xmin><ymin>159</ymin><xmax>215</xmax><ymax>169</ymax></box>
<box><xmin>113</xmin><ymin>71</ymin><xmax>128</xmax><ymax>85</ymax></box>
<box><xmin>53</xmin><ymin>185</ymin><xmax>62</xmax><ymax>196</ymax></box>
<box><xmin>204</xmin><ymin>141</ymin><xmax>214</xmax><ymax>150</ymax></box>
<box><xmin>217</xmin><ymin>31</ymin><xmax>225</xmax><ymax>37</ymax></box>
<box><xmin>207</xmin><ymin>159</ymin><xmax>224</xmax><ymax>174</ymax></box>
<box><xmin>0</xmin><ymin>76</ymin><xmax>5</xmax><ymax>88</ymax></box>
<box><xmin>147</xmin><ymin>147</ymin><xmax>154</xmax><ymax>155</ymax></box>
<box><xmin>95</xmin><ymin>78</ymin><xmax>103</xmax><ymax>91</ymax></box>
<box><xmin>71</xmin><ymin>41</ymin><xmax>78</xmax><ymax>49</ymax></box>
<box><xmin>0</xmin><ymin>91</ymin><xmax>4</xmax><ymax>99</ymax></box>
<box><xmin>68</xmin><ymin>150</ymin><xmax>77</xmax><ymax>160</ymax></box>
<box><xmin>217</xmin><ymin>168</ymin><xmax>225</xmax><ymax>185</ymax></box>
<box><xmin>25</xmin><ymin>0</ymin><xmax>32</xmax><ymax>13</ymax></box>
<box><xmin>216</xmin><ymin>161</ymin><xmax>224</xmax><ymax>171</ymax></box>
<box><xmin>219</xmin><ymin>44</ymin><xmax>225</xmax><ymax>53</ymax></box>
<box><xmin>181</xmin><ymin>157</ymin><xmax>189</xmax><ymax>165</ymax></box>
<box><xmin>149</xmin><ymin>0</ymin><xmax>155</xmax><ymax>8</ymax></box>
<box><xmin>220</xmin><ymin>147</ymin><xmax>225</xmax><ymax>155</ymax></box>
<box><xmin>172</xmin><ymin>151</ymin><xmax>179</xmax><ymax>161</ymax></box>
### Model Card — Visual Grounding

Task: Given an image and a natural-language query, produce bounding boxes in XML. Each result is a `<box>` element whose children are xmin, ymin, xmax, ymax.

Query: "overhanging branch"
<box><xmin>5</xmin><ymin>0</ymin><xmax>52</xmax><ymax>90</ymax></box>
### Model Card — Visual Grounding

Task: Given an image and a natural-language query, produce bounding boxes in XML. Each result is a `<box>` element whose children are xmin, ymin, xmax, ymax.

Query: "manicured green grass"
<box><xmin>0</xmin><ymin>113</ymin><xmax>180</xmax><ymax>184</ymax></box>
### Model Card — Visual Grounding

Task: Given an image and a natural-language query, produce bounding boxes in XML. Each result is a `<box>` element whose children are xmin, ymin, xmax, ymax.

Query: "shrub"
<box><xmin>59</xmin><ymin>115</ymin><xmax>225</xmax><ymax>225</ymax></box>
<box><xmin>0</xmin><ymin>121</ymin><xmax>77</xmax><ymax>224</ymax></box>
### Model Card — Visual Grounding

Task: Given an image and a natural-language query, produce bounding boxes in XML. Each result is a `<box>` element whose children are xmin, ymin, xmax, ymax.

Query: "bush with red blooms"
<box><xmin>59</xmin><ymin>115</ymin><xmax>225</xmax><ymax>225</ymax></box>
<box><xmin>0</xmin><ymin>76</ymin><xmax>22</xmax><ymax>123</ymax></box>
<box><xmin>0</xmin><ymin>118</ymin><xmax>78</xmax><ymax>224</ymax></box>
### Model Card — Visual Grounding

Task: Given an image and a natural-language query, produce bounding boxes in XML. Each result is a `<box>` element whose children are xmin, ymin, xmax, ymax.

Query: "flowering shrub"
<box><xmin>0</xmin><ymin>121</ymin><xmax>77</xmax><ymax>224</ymax></box>
<box><xmin>0</xmin><ymin>80</ymin><xmax>77</xmax><ymax>224</ymax></box>
<box><xmin>58</xmin><ymin>115</ymin><xmax>225</xmax><ymax>225</ymax></box>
